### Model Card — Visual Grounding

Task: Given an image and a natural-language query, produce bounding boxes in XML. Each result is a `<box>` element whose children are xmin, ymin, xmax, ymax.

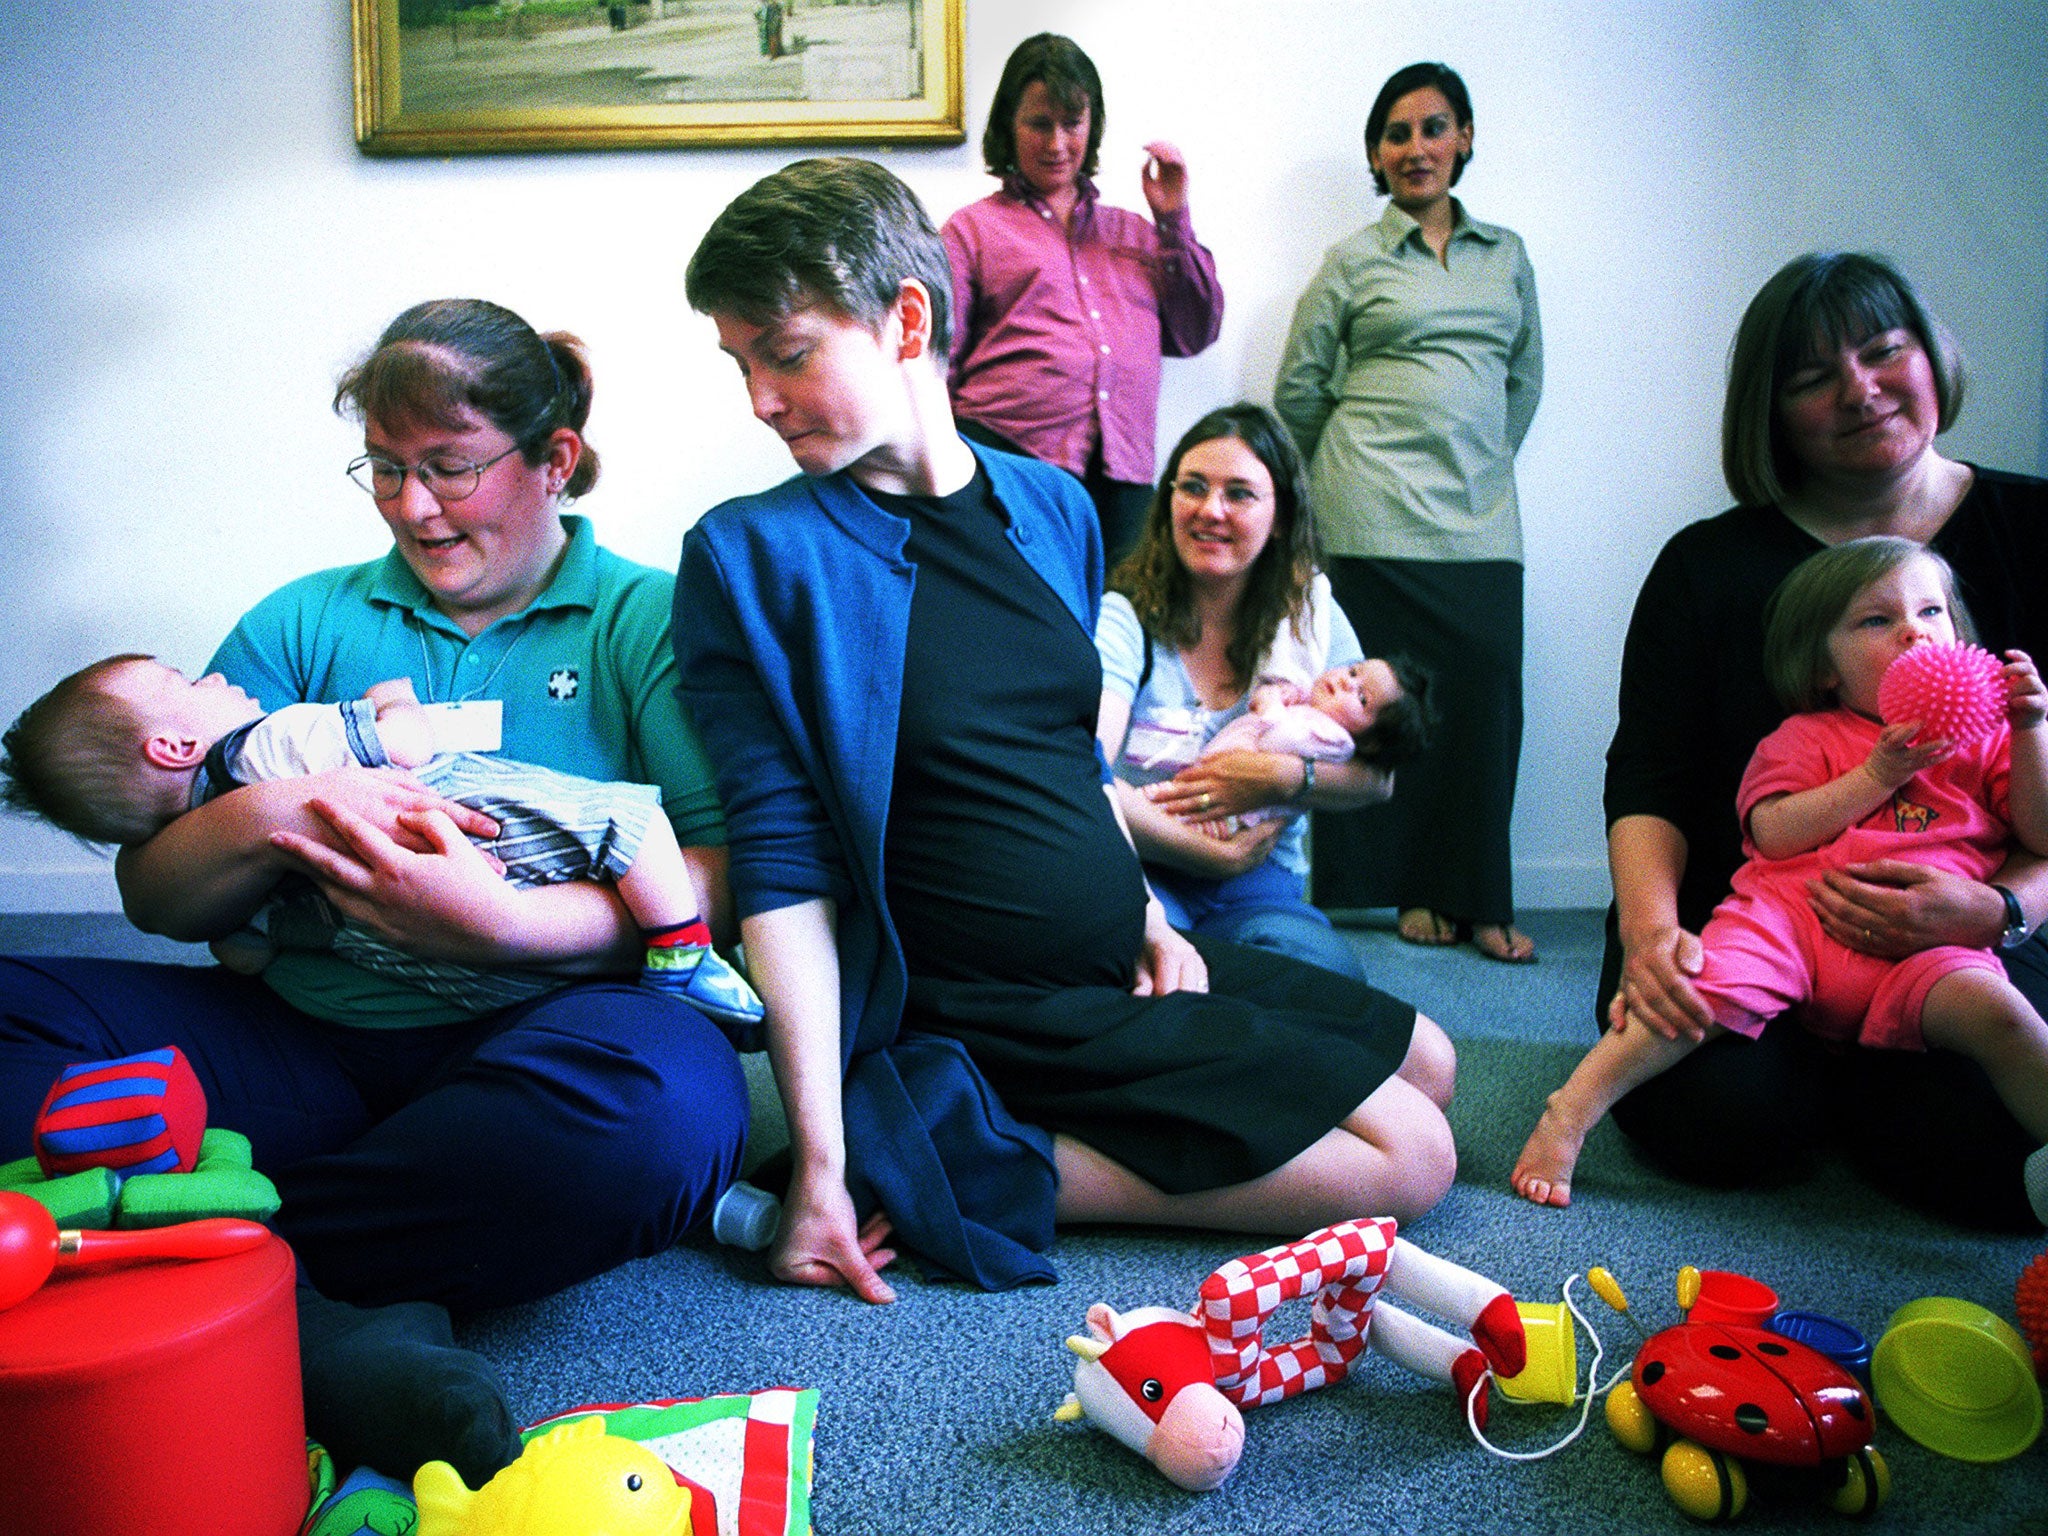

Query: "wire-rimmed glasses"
<box><xmin>345</xmin><ymin>445</ymin><xmax>521</xmax><ymax>503</ymax></box>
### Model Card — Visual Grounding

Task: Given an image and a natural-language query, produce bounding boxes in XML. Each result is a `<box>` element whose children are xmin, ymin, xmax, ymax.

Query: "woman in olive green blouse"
<box><xmin>1275</xmin><ymin>60</ymin><xmax>1542</xmax><ymax>963</ymax></box>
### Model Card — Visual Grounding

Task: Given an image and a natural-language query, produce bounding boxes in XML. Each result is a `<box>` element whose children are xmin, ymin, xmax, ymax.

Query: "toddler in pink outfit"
<box><xmin>1514</xmin><ymin>538</ymin><xmax>2048</xmax><ymax>1207</ymax></box>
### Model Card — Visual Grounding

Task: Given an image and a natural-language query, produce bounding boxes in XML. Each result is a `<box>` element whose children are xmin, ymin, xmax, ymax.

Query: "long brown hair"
<box><xmin>1108</xmin><ymin>404</ymin><xmax>1320</xmax><ymax>692</ymax></box>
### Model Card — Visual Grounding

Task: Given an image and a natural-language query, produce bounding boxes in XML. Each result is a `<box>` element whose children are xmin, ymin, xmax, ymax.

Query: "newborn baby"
<box><xmin>1198</xmin><ymin>658</ymin><xmax>1431</xmax><ymax>831</ymax></box>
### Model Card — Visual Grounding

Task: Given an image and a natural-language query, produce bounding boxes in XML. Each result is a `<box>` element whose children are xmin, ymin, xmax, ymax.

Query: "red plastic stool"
<box><xmin>0</xmin><ymin>1230</ymin><xmax>304</xmax><ymax>1536</ymax></box>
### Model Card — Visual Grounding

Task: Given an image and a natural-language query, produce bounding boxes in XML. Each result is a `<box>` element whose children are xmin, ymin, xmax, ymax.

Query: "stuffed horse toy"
<box><xmin>1053</xmin><ymin>1218</ymin><xmax>1525</xmax><ymax>1491</ymax></box>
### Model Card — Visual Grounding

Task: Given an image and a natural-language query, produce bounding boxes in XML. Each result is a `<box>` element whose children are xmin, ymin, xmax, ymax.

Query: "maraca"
<box><xmin>1878</xmin><ymin>642</ymin><xmax>2006</xmax><ymax>746</ymax></box>
<box><xmin>0</xmin><ymin>1190</ymin><xmax>268</xmax><ymax>1310</ymax></box>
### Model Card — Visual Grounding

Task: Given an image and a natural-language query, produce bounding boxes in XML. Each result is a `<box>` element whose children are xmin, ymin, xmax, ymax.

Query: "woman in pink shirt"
<box><xmin>943</xmin><ymin>32</ymin><xmax>1224</xmax><ymax>567</ymax></box>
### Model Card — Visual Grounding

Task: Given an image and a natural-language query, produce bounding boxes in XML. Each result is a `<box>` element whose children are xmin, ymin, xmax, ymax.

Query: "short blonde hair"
<box><xmin>1761</xmin><ymin>538</ymin><xmax>1976</xmax><ymax>714</ymax></box>
<box><xmin>1723</xmin><ymin>253</ymin><xmax>1966</xmax><ymax>509</ymax></box>
<box><xmin>0</xmin><ymin>655</ymin><xmax>174</xmax><ymax>845</ymax></box>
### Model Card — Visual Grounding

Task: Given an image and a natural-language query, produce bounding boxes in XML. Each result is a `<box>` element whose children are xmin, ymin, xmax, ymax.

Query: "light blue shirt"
<box><xmin>1095</xmin><ymin>581</ymin><xmax>1362</xmax><ymax>877</ymax></box>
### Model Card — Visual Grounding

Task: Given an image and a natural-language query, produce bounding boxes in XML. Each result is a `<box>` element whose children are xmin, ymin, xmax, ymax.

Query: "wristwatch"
<box><xmin>1993</xmin><ymin>883</ymin><xmax>2032</xmax><ymax>950</ymax></box>
<box><xmin>1293</xmin><ymin>756</ymin><xmax>1317</xmax><ymax>801</ymax></box>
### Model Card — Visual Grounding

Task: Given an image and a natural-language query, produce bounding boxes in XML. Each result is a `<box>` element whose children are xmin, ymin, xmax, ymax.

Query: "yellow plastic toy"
<box><xmin>414</xmin><ymin>1413</ymin><xmax>692</xmax><ymax>1536</ymax></box>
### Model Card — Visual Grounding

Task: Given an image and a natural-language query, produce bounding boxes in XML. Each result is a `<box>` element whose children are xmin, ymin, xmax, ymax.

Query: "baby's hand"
<box><xmin>1247</xmin><ymin>681</ymin><xmax>1295</xmax><ymax>718</ymax></box>
<box><xmin>365</xmin><ymin>679</ymin><xmax>436</xmax><ymax>769</ymax></box>
<box><xmin>365</xmin><ymin>677</ymin><xmax>421</xmax><ymax>709</ymax></box>
<box><xmin>2004</xmin><ymin>650</ymin><xmax>2047</xmax><ymax>730</ymax></box>
<box><xmin>1864</xmin><ymin>720</ymin><xmax>1953</xmax><ymax>789</ymax></box>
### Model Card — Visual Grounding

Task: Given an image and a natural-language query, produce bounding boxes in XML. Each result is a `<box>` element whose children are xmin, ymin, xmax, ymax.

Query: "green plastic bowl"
<box><xmin>1871</xmin><ymin>1297</ymin><xmax>2043</xmax><ymax>1462</ymax></box>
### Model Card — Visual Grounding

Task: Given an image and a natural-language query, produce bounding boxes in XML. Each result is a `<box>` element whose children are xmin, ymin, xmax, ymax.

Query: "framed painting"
<box><xmin>352</xmin><ymin>0</ymin><xmax>964</xmax><ymax>154</ymax></box>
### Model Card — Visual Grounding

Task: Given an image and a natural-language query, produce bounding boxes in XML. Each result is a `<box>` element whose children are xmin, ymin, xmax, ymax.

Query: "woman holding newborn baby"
<box><xmin>1095</xmin><ymin>403</ymin><xmax>1418</xmax><ymax>978</ymax></box>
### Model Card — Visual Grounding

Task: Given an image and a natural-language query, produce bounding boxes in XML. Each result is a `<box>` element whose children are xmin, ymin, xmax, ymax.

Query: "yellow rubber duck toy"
<box><xmin>414</xmin><ymin>1413</ymin><xmax>692</xmax><ymax>1536</ymax></box>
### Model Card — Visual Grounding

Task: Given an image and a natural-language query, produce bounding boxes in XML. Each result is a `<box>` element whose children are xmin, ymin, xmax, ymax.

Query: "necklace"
<box><xmin>413</xmin><ymin>618</ymin><xmax>528</xmax><ymax>705</ymax></box>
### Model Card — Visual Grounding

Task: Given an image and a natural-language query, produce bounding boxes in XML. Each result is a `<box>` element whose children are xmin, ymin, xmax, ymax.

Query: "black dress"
<box><xmin>873</xmin><ymin>469</ymin><xmax>1418</xmax><ymax>1194</ymax></box>
<box><xmin>1601</xmin><ymin>469</ymin><xmax>2048</xmax><ymax>1224</ymax></box>
<box><xmin>1313</xmin><ymin>556</ymin><xmax>1523</xmax><ymax>924</ymax></box>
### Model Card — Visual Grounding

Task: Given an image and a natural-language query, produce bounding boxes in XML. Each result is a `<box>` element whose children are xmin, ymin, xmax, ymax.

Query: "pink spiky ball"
<box><xmin>1877</xmin><ymin>643</ymin><xmax>2006</xmax><ymax>745</ymax></box>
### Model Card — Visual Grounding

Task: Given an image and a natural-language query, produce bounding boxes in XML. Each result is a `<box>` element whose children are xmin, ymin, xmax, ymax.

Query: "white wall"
<box><xmin>1</xmin><ymin>0</ymin><xmax>2044</xmax><ymax>911</ymax></box>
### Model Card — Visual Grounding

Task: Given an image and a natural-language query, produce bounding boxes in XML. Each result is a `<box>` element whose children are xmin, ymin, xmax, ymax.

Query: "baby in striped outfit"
<box><xmin>0</xmin><ymin>654</ymin><xmax>764</xmax><ymax>1044</ymax></box>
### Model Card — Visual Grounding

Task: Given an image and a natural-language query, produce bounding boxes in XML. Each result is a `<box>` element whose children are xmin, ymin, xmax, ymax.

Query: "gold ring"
<box><xmin>1199</xmin><ymin>793</ymin><xmax>1211</xmax><ymax>810</ymax></box>
<box><xmin>1864</xmin><ymin>927</ymin><xmax>1874</xmax><ymax>944</ymax></box>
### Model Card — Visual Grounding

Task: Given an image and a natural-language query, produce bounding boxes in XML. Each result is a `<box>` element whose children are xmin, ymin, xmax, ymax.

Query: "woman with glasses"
<box><xmin>1095</xmin><ymin>404</ymin><xmax>1401</xmax><ymax>979</ymax></box>
<box><xmin>0</xmin><ymin>299</ymin><xmax>749</xmax><ymax>1486</ymax></box>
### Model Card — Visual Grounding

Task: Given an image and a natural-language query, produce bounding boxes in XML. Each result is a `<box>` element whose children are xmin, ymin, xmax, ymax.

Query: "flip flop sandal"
<box><xmin>1396</xmin><ymin>908</ymin><xmax>1457</xmax><ymax>945</ymax></box>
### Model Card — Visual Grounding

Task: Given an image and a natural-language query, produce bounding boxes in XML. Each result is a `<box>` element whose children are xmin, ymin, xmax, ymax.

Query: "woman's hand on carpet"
<box><xmin>1808</xmin><ymin>860</ymin><xmax>2005</xmax><ymax>957</ymax></box>
<box><xmin>1610</xmin><ymin>920</ymin><xmax>1710</xmax><ymax>1042</ymax></box>
<box><xmin>772</xmin><ymin>1176</ymin><xmax>897</xmax><ymax>1304</ymax></box>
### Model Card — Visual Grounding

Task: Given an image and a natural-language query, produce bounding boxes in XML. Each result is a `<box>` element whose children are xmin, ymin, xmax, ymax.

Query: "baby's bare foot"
<box><xmin>1511</xmin><ymin>1095</ymin><xmax>1589</xmax><ymax>1207</ymax></box>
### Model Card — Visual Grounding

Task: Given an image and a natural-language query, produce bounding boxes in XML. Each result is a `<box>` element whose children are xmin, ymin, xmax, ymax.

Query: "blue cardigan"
<box><xmin>675</xmin><ymin>444</ymin><xmax>1104</xmax><ymax>1288</ymax></box>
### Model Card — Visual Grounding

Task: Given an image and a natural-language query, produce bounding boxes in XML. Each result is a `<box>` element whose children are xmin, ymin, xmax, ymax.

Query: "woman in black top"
<box><xmin>1602</xmin><ymin>253</ymin><xmax>2048</xmax><ymax>1225</ymax></box>
<box><xmin>677</xmin><ymin>160</ymin><xmax>1457</xmax><ymax>1301</ymax></box>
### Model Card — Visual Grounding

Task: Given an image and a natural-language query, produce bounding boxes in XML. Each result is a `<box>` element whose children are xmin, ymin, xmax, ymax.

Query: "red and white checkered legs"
<box><xmin>1197</xmin><ymin>1217</ymin><xmax>1398</xmax><ymax>1409</ymax></box>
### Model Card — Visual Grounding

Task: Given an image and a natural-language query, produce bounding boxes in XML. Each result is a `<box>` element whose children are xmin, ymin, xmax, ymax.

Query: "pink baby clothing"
<box><xmin>1694</xmin><ymin>707</ymin><xmax>2012</xmax><ymax>1049</ymax></box>
<box><xmin>1200</xmin><ymin>685</ymin><xmax>1356</xmax><ymax>828</ymax></box>
<box><xmin>1205</xmin><ymin>699</ymin><xmax>1355</xmax><ymax>762</ymax></box>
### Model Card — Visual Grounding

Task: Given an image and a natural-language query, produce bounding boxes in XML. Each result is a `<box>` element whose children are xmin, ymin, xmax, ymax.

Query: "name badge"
<box><xmin>423</xmin><ymin>700</ymin><xmax>503</xmax><ymax>754</ymax></box>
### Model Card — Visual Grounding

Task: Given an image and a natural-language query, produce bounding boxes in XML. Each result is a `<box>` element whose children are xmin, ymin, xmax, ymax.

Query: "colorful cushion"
<box><xmin>34</xmin><ymin>1046</ymin><xmax>206</xmax><ymax>1177</ymax></box>
<box><xmin>522</xmin><ymin>1390</ymin><xmax>819</xmax><ymax>1536</ymax></box>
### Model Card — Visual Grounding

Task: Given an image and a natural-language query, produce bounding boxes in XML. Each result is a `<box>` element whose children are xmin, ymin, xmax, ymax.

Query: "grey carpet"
<box><xmin>7</xmin><ymin>911</ymin><xmax>2045</xmax><ymax>1532</ymax></box>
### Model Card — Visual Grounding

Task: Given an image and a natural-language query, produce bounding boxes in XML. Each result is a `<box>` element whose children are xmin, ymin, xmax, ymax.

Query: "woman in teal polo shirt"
<box><xmin>0</xmin><ymin>299</ymin><xmax>749</xmax><ymax>1486</ymax></box>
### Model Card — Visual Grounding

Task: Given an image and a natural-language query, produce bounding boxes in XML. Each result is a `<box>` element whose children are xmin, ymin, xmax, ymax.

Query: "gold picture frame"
<box><xmin>352</xmin><ymin>0</ymin><xmax>963</xmax><ymax>155</ymax></box>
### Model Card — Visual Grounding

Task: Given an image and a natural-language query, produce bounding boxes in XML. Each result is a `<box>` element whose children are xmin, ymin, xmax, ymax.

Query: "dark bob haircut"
<box><xmin>981</xmin><ymin>33</ymin><xmax>1105</xmax><ymax>183</ymax></box>
<box><xmin>1723</xmin><ymin>252</ymin><xmax>1966</xmax><ymax>509</ymax></box>
<box><xmin>685</xmin><ymin>157</ymin><xmax>953</xmax><ymax>357</ymax></box>
<box><xmin>1363</xmin><ymin>62</ymin><xmax>1473</xmax><ymax>196</ymax></box>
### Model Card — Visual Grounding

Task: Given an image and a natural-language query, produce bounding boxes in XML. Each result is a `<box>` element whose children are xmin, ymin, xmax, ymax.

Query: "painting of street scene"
<box><xmin>355</xmin><ymin>0</ymin><xmax>961</xmax><ymax>153</ymax></box>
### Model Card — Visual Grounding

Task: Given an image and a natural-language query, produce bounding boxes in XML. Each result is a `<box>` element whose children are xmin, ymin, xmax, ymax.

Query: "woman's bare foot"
<box><xmin>1511</xmin><ymin>1095</ymin><xmax>1588</xmax><ymax>1207</ymax></box>
<box><xmin>1398</xmin><ymin>907</ymin><xmax>1457</xmax><ymax>945</ymax></box>
<box><xmin>1471</xmin><ymin>923</ymin><xmax>1537</xmax><ymax>963</ymax></box>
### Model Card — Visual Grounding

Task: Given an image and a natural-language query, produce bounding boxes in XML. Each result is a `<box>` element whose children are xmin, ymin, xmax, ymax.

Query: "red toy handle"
<box><xmin>0</xmin><ymin>1197</ymin><xmax>272</xmax><ymax>1312</ymax></box>
<box><xmin>63</xmin><ymin>1219</ymin><xmax>271</xmax><ymax>1268</ymax></box>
